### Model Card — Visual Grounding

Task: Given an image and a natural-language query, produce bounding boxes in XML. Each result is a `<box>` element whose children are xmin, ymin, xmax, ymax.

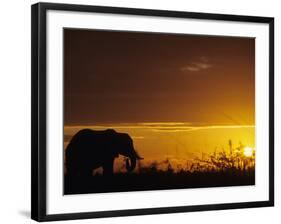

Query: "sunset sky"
<box><xmin>63</xmin><ymin>29</ymin><xmax>255</xmax><ymax>168</ymax></box>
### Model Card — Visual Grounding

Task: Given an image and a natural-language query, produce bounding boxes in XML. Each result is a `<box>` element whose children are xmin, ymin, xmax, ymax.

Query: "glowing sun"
<box><xmin>243</xmin><ymin>146</ymin><xmax>254</xmax><ymax>157</ymax></box>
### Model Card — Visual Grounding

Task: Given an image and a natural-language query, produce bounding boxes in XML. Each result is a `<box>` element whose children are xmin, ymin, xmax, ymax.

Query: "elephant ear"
<box><xmin>105</xmin><ymin>129</ymin><xmax>119</xmax><ymax>157</ymax></box>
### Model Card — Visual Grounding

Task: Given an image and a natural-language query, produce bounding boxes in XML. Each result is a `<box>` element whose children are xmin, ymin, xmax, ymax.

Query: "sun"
<box><xmin>243</xmin><ymin>146</ymin><xmax>254</xmax><ymax>157</ymax></box>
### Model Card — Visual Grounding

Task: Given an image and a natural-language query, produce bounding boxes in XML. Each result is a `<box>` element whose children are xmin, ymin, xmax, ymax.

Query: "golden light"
<box><xmin>243</xmin><ymin>146</ymin><xmax>254</xmax><ymax>157</ymax></box>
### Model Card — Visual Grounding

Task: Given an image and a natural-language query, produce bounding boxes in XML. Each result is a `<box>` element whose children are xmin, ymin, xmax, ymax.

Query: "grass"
<box><xmin>64</xmin><ymin>140</ymin><xmax>255</xmax><ymax>195</ymax></box>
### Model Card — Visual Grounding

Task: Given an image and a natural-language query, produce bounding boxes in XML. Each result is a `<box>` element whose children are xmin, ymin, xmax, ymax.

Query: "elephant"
<box><xmin>65</xmin><ymin>128</ymin><xmax>143</xmax><ymax>177</ymax></box>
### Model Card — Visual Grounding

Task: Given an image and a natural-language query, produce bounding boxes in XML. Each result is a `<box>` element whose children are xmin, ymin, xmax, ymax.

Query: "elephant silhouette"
<box><xmin>65</xmin><ymin>129</ymin><xmax>143</xmax><ymax>177</ymax></box>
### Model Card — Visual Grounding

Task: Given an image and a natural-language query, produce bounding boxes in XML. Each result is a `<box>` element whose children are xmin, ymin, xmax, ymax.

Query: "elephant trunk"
<box><xmin>125</xmin><ymin>149</ymin><xmax>143</xmax><ymax>172</ymax></box>
<box><xmin>125</xmin><ymin>156</ymin><xmax>136</xmax><ymax>172</ymax></box>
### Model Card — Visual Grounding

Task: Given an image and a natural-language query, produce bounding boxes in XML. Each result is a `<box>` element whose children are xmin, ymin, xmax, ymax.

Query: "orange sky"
<box><xmin>63</xmin><ymin>29</ymin><xmax>255</xmax><ymax>168</ymax></box>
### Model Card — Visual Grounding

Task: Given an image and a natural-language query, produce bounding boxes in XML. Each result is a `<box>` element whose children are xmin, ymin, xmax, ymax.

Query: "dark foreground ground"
<box><xmin>64</xmin><ymin>170</ymin><xmax>255</xmax><ymax>195</ymax></box>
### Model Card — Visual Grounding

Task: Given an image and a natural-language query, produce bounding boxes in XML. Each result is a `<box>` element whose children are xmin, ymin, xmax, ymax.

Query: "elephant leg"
<box><xmin>103</xmin><ymin>158</ymin><xmax>114</xmax><ymax>175</ymax></box>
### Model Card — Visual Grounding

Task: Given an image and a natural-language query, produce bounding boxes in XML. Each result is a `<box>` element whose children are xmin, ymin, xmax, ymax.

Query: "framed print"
<box><xmin>31</xmin><ymin>2</ymin><xmax>274</xmax><ymax>222</ymax></box>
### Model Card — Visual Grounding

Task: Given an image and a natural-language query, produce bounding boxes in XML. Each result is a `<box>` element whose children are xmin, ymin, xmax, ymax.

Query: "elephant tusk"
<box><xmin>134</xmin><ymin>148</ymin><xmax>144</xmax><ymax>160</ymax></box>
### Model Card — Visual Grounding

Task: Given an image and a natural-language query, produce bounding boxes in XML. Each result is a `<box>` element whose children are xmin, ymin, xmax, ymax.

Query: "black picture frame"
<box><xmin>31</xmin><ymin>2</ymin><xmax>274</xmax><ymax>222</ymax></box>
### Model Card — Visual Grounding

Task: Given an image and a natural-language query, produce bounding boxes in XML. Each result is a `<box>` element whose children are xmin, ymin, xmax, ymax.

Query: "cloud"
<box><xmin>64</xmin><ymin>123</ymin><xmax>255</xmax><ymax>134</ymax></box>
<box><xmin>131</xmin><ymin>136</ymin><xmax>145</xmax><ymax>139</ymax></box>
<box><xmin>138</xmin><ymin>122</ymin><xmax>191</xmax><ymax>127</ymax></box>
<box><xmin>151</xmin><ymin>125</ymin><xmax>255</xmax><ymax>133</ymax></box>
<box><xmin>180</xmin><ymin>57</ymin><xmax>212</xmax><ymax>73</ymax></box>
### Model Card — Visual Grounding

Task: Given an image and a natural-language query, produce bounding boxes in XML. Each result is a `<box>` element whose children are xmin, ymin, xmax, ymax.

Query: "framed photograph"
<box><xmin>31</xmin><ymin>2</ymin><xmax>274</xmax><ymax>222</ymax></box>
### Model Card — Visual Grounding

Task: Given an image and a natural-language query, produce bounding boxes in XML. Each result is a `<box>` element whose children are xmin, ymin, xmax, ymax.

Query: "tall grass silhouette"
<box><xmin>133</xmin><ymin>140</ymin><xmax>255</xmax><ymax>174</ymax></box>
<box><xmin>190</xmin><ymin>140</ymin><xmax>255</xmax><ymax>173</ymax></box>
